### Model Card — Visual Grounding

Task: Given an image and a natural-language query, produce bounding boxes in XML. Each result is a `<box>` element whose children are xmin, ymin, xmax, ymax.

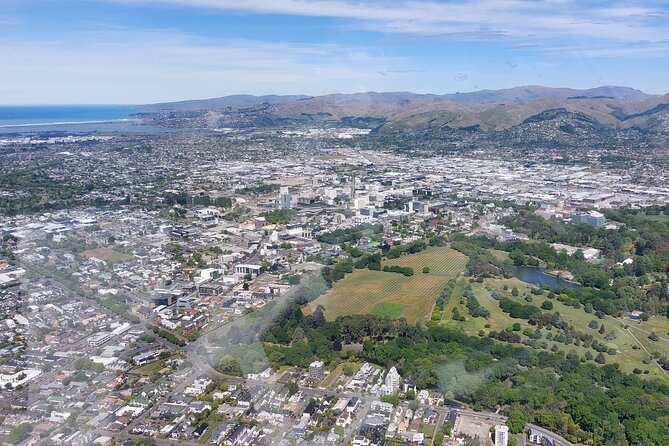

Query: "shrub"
<box><xmin>540</xmin><ymin>301</ymin><xmax>554</xmax><ymax>310</ymax></box>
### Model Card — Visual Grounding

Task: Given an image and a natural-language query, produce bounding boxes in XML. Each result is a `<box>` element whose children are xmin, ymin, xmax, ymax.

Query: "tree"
<box><xmin>285</xmin><ymin>380</ymin><xmax>299</xmax><ymax>396</ymax></box>
<box><xmin>342</xmin><ymin>362</ymin><xmax>357</xmax><ymax>376</ymax></box>
<box><xmin>218</xmin><ymin>355</ymin><xmax>243</xmax><ymax>376</ymax></box>
<box><xmin>507</xmin><ymin>409</ymin><xmax>526</xmax><ymax>433</ymax></box>
<box><xmin>511</xmin><ymin>287</ymin><xmax>519</xmax><ymax>296</ymax></box>
<box><xmin>311</xmin><ymin>305</ymin><xmax>326</xmax><ymax>328</ymax></box>
<box><xmin>541</xmin><ymin>300</ymin><xmax>554</xmax><ymax>310</ymax></box>
<box><xmin>423</xmin><ymin>266</ymin><xmax>431</xmax><ymax>274</ymax></box>
<box><xmin>166</xmin><ymin>243</ymin><xmax>183</xmax><ymax>256</ymax></box>
<box><xmin>7</xmin><ymin>424</ymin><xmax>33</xmax><ymax>445</ymax></box>
<box><xmin>595</xmin><ymin>353</ymin><xmax>606</xmax><ymax>364</ymax></box>
<box><xmin>381</xmin><ymin>394</ymin><xmax>400</xmax><ymax>406</ymax></box>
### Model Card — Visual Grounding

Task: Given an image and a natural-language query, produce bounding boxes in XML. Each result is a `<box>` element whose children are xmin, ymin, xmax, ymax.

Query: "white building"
<box><xmin>234</xmin><ymin>264</ymin><xmax>262</xmax><ymax>277</ymax></box>
<box><xmin>495</xmin><ymin>425</ymin><xmax>509</xmax><ymax>446</ymax></box>
<box><xmin>381</xmin><ymin>366</ymin><xmax>401</xmax><ymax>395</ymax></box>
<box><xmin>88</xmin><ymin>331</ymin><xmax>114</xmax><ymax>347</ymax></box>
<box><xmin>308</xmin><ymin>360</ymin><xmax>325</xmax><ymax>383</ymax></box>
<box><xmin>279</xmin><ymin>187</ymin><xmax>292</xmax><ymax>210</ymax></box>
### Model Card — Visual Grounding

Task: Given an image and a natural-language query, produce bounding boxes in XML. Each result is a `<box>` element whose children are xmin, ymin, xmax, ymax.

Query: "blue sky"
<box><xmin>2</xmin><ymin>0</ymin><xmax>669</xmax><ymax>104</ymax></box>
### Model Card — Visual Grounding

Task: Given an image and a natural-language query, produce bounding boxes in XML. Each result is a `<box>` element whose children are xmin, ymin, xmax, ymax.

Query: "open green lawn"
<box><xmin>442</xmin><ymin>277</ymin><xmax>466</xmax><ymax>321</ymax></box>
<box><xmin>625</xmin><ymin>320</ymin><xmax>669</xmax><ymax>359</ymax></box>
<box><xmin>306</xmin><ymin>247</ymin><xmax>468</xmax><ymax>323</ymax></box>
<box><xmin>440</xmin><ymin>276</ymin><xmax>669</xmax><ymax>379</ymax></box>
<box><xmin>637</xmin><ymin>213</ymin><xmax>669</xmax><ymax>223</ymax></box>
<box><xmin>135</xmin><ymin>358</ymin><xmax>169</xmax><ymax>377</ymax></box>
<box><xmin>321</xmin><ymin>363</ymin><xmax>344</xmax><ymax>388</ymax></box>
<box><xmin>490</xmin><ymin>249</ymin><xmax>510</xmax><ymax>262</ymax></box>
<box><xmin>371</xmin><ymin>302</ymin><xmax>408</xmax><ymax>318</ymax></box>
<box><xmin>82</xmin><ymin>246</ymin><xmax>132</xmax><ymax>263</ymax></box>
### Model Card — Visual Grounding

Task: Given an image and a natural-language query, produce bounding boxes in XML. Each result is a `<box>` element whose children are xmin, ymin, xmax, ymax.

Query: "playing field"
<box><xmin>306</xmin><ymin>247</ymin><xmax>468</xmax><ymax>323</ymax></box>
<box><xmin>82</xmin><ymin>247</ymin><xmax>132</xmax><ymax>263</ymax></box>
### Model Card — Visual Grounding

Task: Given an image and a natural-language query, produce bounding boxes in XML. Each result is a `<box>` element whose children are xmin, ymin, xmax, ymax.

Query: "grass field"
<box><xmin>383</xmin><ymin>247</ymin><xmax>468</xmax><ymax>276</ymax></box>
<box><xmin>306</xmin><ymin>247</ymin><xmax>468</xmax><ymax>323</ymax></box>
<box><xmin>638</xmin><ymin>213</ymin><xmax>669</xmax><ymax>223</ymax></box>
<box><xmin>135</xmin><ymin>357</ymin><xmax>169</xmax><ymax>377</ymax></box>
<box><xmin>440</xmin><ymin>276</ymin><xmax>669</xmax><ymax>379</ymax></box>
<box><xmin>371</xmin><ymin>302</ymin><xmax>408</xmax><ymax>318</ymax></box>
<box><xmin>82</xmin><ymin>246</ymin><xmax>132</xmax><ymax>263</ymax></box>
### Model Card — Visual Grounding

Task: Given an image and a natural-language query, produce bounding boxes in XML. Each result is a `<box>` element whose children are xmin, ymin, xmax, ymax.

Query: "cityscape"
<box><xmin>1</xmin><ymin>116</ymin><xmax>669</xmax><ymax>445</ymax></box>
<box><xmin>2</xmin><ymin>1</ymin><xmax>669</xmax><ymax>445</ymax></box>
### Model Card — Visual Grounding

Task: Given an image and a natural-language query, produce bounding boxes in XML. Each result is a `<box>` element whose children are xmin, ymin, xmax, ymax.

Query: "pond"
<box><xmin>513</xmin><ymin>266</ymin><xmax>582</xmax><ymax>289</ymax></box>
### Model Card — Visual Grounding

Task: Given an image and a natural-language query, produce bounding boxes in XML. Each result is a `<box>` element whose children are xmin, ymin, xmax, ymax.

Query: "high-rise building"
<box><xmin>494</xmin><ymin>425</ymin><xmax>509</xmax><ymax>446</ymax></box>
<box><xmin>307</xmin><ymin>360</ymin><xmax>325</xmax><ymax>385</ymax></box>
<box><xmin>279</xmin><ymin>186</ymin><xmax>292</xmax><ymax>210</ymax></box>
<box><xmin>382</xmin><ymin>366</ymin><xmax>401</xmax><ymax>395</ymax></box>
<box><xmin>571</xmin><ymin>210</ymin><xmax>605</xmax><ymax>227</ymax></box>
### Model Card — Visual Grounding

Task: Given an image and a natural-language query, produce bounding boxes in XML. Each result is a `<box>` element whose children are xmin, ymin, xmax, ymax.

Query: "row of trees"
<box><xmin>381</xmin><ymin>265</ymin><xmax>414</xmax><ymax>276</ymax></box>
<box><xmin>146</xmin><ymin>324</ymin><xmax>186</xmax><ymax>347</ymax></box>
<box><xmin>320</xmin><ymin>258</ymin><xmax>354</xmax><ymax>286</ymax></box>
<box><xmin>464</xmin><ymin>285</ymin><xmax>490</xmax><ymax>318</ymax></box>
<box><xmin>385</xmin><ymin>240</ymin><xmax>427</xmax><ymax>259</ymax></box>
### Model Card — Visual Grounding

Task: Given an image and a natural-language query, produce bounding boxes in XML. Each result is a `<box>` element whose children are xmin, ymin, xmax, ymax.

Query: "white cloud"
<box><xmin>0</xmin><ymin>29</ymin><xmax>411</xmax><ymax>103</ymax></box>
<box><xmin>111</xmin><ymin>0</ymin><xmax>669</xmax><ymax>44</ymax></box>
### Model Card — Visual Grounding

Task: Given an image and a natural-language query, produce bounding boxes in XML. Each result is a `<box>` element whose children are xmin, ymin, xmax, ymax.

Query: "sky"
<box><xmin>1</xmin><ymin>0</ymin><xmax>669</xmax><ymax>104</ymax></box>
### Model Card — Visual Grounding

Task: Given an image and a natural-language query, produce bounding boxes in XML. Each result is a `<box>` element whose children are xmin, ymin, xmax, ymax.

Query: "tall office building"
<box><xmin>494</xmin><ymin>425</ymin><xmax>509</xmax><ymax>446</ymax></box>
<box><xmin>279</xmin><ymin>186</ymin><xmax>292</xmax><ymax>210</ymax></box>
<box><xmin>381</xmin><ymin>366</ymin><xmax>401</xmax><ymax>395</ymax></box>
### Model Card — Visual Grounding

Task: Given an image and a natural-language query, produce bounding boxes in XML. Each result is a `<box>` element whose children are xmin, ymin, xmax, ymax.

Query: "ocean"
<box><xmin>0</xmin><ymin>105</ymin><xmax>135</xmax><ymax>126</ymax></box>
<box><xmin>0</xmin><ymin>104</ymin><xmax>179</xmax><ymax>134</ymax></box>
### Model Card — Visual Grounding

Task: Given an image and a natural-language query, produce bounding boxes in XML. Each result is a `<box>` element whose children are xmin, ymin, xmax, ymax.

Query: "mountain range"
<box><xmin>135</xmin><ymin>86</ymin><xmax>669</xmax><ymax>143</ymax></box>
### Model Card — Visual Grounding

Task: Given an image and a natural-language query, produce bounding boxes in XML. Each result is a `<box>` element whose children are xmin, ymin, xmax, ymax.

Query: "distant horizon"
<box><xmin>0</xmin><ymin>84</ymin><xmax>665</xmax><ymax>107</ymax></box>
<box><xmin>4</xmin><ymin>0</ymin><xmax>669</xmax><ymax>104</ymax></box>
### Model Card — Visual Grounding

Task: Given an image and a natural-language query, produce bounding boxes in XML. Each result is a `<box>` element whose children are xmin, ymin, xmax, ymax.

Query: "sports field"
<box><xmin>306</xmin><ymin>247</ymin><xmax>468</xmax><ymax>323</ymax></box>
<box><xmin>82</xmin><ymin>247</ymin><xmax>132</xmax><ymax>263</ymax></box>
